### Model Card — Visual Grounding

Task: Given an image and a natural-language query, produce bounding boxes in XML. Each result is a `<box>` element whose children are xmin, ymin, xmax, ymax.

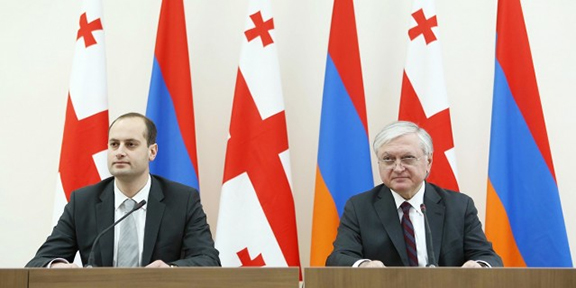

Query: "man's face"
<box><xmin>107</xmin><ymin>117</ymin><xmax>157</xmax><ymax>181</ymax></box>
<box><xmin>377</xmin><ymin>133</ymin><xmax>432</xmax><ymax>199</ymax></box>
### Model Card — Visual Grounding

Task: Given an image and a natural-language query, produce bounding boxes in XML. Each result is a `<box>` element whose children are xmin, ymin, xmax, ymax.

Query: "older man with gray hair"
<box><xmin>326</xmin><ymin>121</ymin><xmax>502</xmax><ymax>268</ymax></box>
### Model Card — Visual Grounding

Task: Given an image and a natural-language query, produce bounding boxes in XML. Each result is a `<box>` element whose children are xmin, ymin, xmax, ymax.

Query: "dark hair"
<box><xmin>109</xmin><ymin>112</ymin><xmax>157</xmax><ymax>146</ymax></box>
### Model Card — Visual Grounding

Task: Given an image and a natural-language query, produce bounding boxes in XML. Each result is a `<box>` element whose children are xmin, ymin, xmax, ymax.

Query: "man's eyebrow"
<box><xmin>108</xmin><ymin>138</ymin><xmax>140</xmax><ymax>142</ymax></box>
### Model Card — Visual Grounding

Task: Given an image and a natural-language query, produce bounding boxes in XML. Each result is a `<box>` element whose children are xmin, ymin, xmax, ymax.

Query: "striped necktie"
<box><xmin>400</xmin><ymin>201</ymin><xmax>418</xmax><ymax>266</ymax></box>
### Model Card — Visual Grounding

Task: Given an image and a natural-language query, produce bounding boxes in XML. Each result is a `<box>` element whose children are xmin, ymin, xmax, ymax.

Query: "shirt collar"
<box><xmin>391</xmin><ymin>182</ymin><xmax>426</xmax><ymax>215</ymax></box>
<box><xmin>114</xmin><ymin>174</ymin><xmax>151</xmax><ymax>211</ymax></box>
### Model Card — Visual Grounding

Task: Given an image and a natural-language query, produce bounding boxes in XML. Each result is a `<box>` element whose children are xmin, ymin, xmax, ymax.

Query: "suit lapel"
<box><xmin>374</xmin><ymin>186</ymin><xmax>409</xmax><ymax>266</ymax></box>
<box><xmin>96</xmin><ymin>182</ymin><xmax>115</xmax><ymax>266</ymax></box>
<box><xmin>424</xmin><ymin>183</ymin><xmax>445</xmax><ymax>264</ymax></box>
<box><xmin>141</xmin><ymin>176</ymin><xmax>165</xmax><ymax>265</ymax></box>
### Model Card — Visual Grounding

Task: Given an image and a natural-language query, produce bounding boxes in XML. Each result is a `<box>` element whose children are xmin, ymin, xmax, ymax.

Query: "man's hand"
<box><xmin>50</xmin><ymin>262</ymin><xmax>80</xmax><ymax>268</ymax></box>
<box><xmin>145</xmin><ymin>260</ymin><xmax>171</xmax><ymax>268</ymax></box>
<box><xmin>359</xmin><ymin>260</ymin><xmax>386</xmax><ymax>268</ymax></box>
<box><xmin>461</xmin><ymin>260</ymin><xmax>482</xmax><ymax>268</ymax></box>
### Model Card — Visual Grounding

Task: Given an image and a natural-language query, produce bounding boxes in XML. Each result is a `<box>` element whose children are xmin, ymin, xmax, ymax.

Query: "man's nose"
<box><xmin>115</xmin><ymin>145</ymin><xmax>127</xmax><ymax>157</ymax></box>
<box><xmin>392</xmin><ymin>161</ymin><xmax>407</xmax><ymax>172</ymax></box>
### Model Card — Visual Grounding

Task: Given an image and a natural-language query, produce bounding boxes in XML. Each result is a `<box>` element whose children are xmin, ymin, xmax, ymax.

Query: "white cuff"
<box><xmin>475</xmin><ymin>260</ymin><xmax>491</xmax><ymax>268</ymax></box>
<box><xmin>353</xmin><ymin>259</ymin><xmax>371</xmax><ymax>267</ymax></box>
<box><xmin>47</xmin><ymin>258</ymin><xmax>70</xmax><ymax>268</ymax></box>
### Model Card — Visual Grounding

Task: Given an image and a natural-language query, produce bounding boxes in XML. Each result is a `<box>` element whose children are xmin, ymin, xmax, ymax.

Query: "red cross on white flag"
<box><xmin>398</xmin><ymin>0</ymin><xmax>459</xmax><ymax>191</ymax></box>
<box><xmin>54</xmin><ymin>0</ymin><xmax>110</xmax><ymax>226</ymax></box>
<box><xmin>215</xmin><ymin>0</ymin><xmax>301</xmax><ymax>271</ymax></box>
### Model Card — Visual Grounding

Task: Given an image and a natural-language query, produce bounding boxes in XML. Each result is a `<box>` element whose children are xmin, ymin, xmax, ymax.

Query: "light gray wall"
<box><xmin>1</xmin><ymin>0</ymin><xmax>575</xmax><ymax>267</ymax></box>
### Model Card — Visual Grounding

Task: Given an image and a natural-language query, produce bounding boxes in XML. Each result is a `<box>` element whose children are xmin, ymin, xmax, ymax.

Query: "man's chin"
<box><xmin>390</xmin><ymin>182</ymin><xmax>413</xmax><ymax>192</ymax></box>
<box><xmin>391</xmin><ymin>179</ymin><xmax>411</xmax><ymax>186</ymax></box>
<box><xmin>110</xmin><ymin>170</ymin><xmax>131</xmax><ymax>177</ymax></box>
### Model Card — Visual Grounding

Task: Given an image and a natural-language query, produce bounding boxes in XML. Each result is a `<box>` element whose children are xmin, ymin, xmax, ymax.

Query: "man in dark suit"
<box><xmin>27</xmin><ymin>112</ymin><xmax>220</xmax><ymax>268</ymax></box>
<box><xmin>326</xmin><ymin>121</ymin><xmax>502</xmax><ymax>268</ymax></box>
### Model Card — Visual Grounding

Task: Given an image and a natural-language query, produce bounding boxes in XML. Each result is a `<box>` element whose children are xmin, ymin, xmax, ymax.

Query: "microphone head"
<box><xmin>134</xmin><ymin>200</ymin><xmax>147</xmax><ymax>210</ymax></box>
<box><xmin>420</xmin><ymin>203</ymin><xmax>427</xmax><ymax>213</ymax></box>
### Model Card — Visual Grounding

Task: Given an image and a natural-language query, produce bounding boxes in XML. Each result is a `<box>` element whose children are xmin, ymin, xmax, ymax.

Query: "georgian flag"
<box><xmin>399</xmin><ymin>0</ymin><xmax>459</xmax><ymax>191</ymax></box>
<box><xmin>54</xmin><ymin>0</ymin><xmax>110</xmax><ymax>225</ymax></box>
<box><xmin>215</xmin><ymin>0</ymin><xmax>300</xmax><ymax>270</ymax></box>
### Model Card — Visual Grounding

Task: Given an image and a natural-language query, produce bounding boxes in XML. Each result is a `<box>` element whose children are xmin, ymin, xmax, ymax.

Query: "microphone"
<box><xmin>85</xmin><ymin>200</ymin><xmax>146</xmax><ymax>268</ymax></box>
<box><xmin>420</xmin><ymin>204</ymin><xmax>437</xmax><ymax>267</ymax></box>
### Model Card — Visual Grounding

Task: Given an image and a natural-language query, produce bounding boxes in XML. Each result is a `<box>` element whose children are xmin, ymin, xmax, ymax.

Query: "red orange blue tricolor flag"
<box><xmin>146</xmin><ymin>0</ymin><xmax>200</xmax><ymax>190</ymax></box>
<box><xmin>54</xmin><ymin>0</ymin><xmax>110</xmax><ymax>224</ymax></box>
<box><xmin>398</xmin><ymin>0</ymin><xmax>459</xmax><ymax>191</ymax></box>
<box><xmin>215</xmin><ymin>0</ymin><xmax>301</xmax><ymax>270</ymax></box>
<box><xmin>486</xmin><ymin>0</ymin><xmax>572</xmax><ymax>267</ymax></box>
<box><xmin>310</xmin><ymin>0</ymin><xmax>374</xmax><ymax>266</ymax></box>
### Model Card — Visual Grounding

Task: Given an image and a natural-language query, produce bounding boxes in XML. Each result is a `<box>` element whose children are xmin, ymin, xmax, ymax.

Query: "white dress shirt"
<box><xmin>390</xmin><ymin>184</ymin><xmax>428</xmax><ymax>267</ymax></box>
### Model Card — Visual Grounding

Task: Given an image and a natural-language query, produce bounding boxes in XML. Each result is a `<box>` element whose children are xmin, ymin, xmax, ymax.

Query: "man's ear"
<box><xmin>426</xmin><ymin>153</ymin><xmax>433</xmax><ymax>172</ymax></box>
<box><xmin>148</xmin><ymin>143</ymin><xmax>158</xmax><ymax>161</ymax></box>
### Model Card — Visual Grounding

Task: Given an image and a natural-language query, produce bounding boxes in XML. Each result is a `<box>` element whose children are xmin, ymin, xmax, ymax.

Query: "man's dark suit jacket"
<box><xmin>26</xmin><ymin>175</ymin><xmax>220</xmax><ymax>267</ymax></box>
<box><xmin>326</xmin><ymin>182</ymin><xmax>502</xmax><ymax>267</ymax></box>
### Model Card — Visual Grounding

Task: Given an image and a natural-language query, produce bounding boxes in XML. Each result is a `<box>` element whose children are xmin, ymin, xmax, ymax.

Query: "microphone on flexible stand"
<box><xmin>84</xmin><ymin>200</ymin><xmax>146</xmax><ymax>268</ymax></box>
<box><xmin>420</xmin><ymin>204</ymin><xmax>437</xmax><ymax>267</ymax></box>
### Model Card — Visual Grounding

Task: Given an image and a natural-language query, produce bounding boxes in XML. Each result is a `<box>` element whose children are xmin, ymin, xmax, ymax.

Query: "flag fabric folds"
<box><xmin>398</xmin><ymin>0</ymin><xmax>459</xmax><ymax>191</ymax></box>
<box><xmin>54</xmin><ymin>0</ymin><xmax>110</xmax><ymax>224</ymax></box>
<box><xmin>215</xmin><ymin>0</ymin><xmax>301</xmax><ymax>269</ymax></box>
<box><xmin>309</xmin><ymin>0</ymin><xmax>374</xmax><ymax>266</ymax></box>
<box><xmin>146</xmin><ymin>0</ymin><xmax>199</xmax><ymax>190</ymax></box>
<box><xmin>486</xmin><ymin>0</ymin><xmax>572</xmax><ymax>267</ymax></box>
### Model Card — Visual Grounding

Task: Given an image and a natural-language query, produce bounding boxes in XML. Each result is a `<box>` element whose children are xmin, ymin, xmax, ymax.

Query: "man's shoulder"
<box><xmin>150</xmin><ymin>175</ymin><xmax>199</xmax><ymax>196</ymax></box>
<box><xmin>70</xmin><ymin>177</ymin><xmax>115</xmax><ymax>199</ymax></box>
<box><xmin>426</xmin><ymin>182</ymin><xmax>473</xmax><ymax>204</ymax></box>
<box><xmin>349</xmin><ymin>184</ymin><xmax>387</xmax><ymax>202</ymax></box>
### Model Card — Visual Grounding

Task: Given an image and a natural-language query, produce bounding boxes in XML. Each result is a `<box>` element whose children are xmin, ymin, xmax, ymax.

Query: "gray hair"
<box><xmin>372</xmin><ymin>121</ymin><xmax>433</xmax><ymax>156</ymax></box>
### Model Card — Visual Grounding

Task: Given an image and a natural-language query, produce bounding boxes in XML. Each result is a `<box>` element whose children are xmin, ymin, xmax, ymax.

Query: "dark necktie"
<box><xmin>401</xmin><ymin>201</ymin><xmax>418</xmax><ymax>266</ymax></box>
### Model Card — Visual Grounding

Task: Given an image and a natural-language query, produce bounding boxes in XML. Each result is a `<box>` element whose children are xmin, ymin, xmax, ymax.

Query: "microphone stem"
<box><xmin>85</xmin><ymin>200</ymin><xmax>146</xmax><ymax>267</ymax></box>
<box><xmin>421</xmin><ymin>204</ymin><xmax>437</xmax><ymax>267</ymax></box>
